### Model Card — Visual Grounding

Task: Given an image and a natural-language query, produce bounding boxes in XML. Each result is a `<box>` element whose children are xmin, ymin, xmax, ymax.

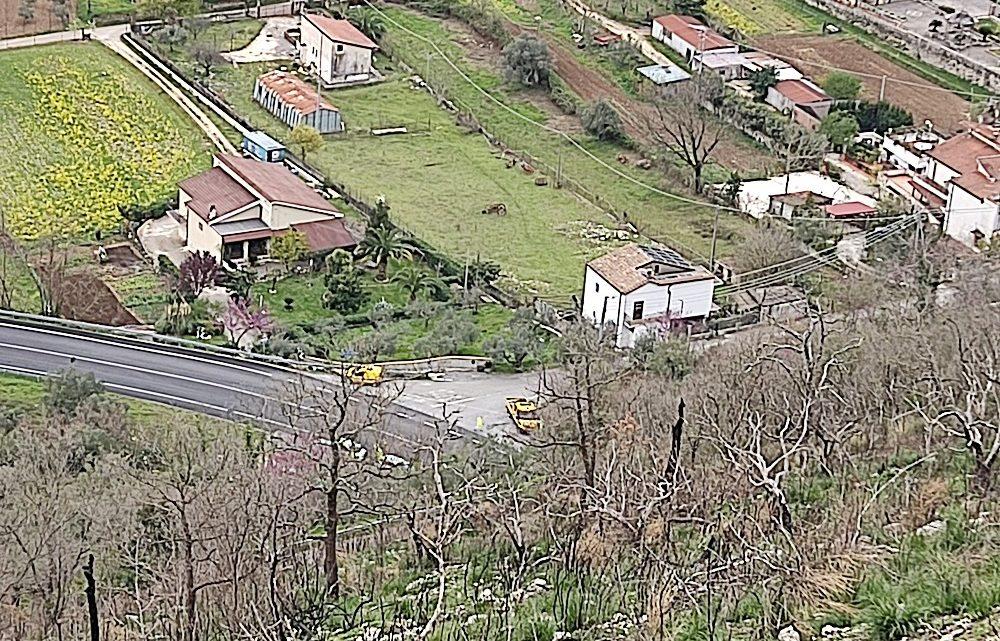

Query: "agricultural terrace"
<box><xmin>699</xmin><ymin>0</ymin><xmax>986</xmax><ymax>103</ymax></box>
<box><xmin>0</xmin><ymin>43</ymin><xmax>212</xmax><ymax>241</ymax></box>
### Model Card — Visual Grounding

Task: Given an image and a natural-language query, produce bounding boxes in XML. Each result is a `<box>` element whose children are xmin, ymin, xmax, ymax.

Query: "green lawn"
<box><xmin>255</xmin><ymin>266</ymin><xmax>518</xmax><ymax>361</ymax></box>
<box><xmin>375</xmin><ymin>8</ymin><xmax>751</xmax><ymax>275</ymax></box>
<box><xmin>0</xmin><ymin>43</ymin><xmax>212</xmax><ymax>241</ymax></box>
<box><xmin>707</xmin><ymin>0</ymin><xmax>821</xmax><ymax>35</ymax></box>
<box><xmin>155</xmin><ymin>12</ymin><xmax>749</xmax><ymax>302</ymax></box>
<box><xmin>197</xmin><ymin>43</ymin><xmax>622</xmax><ymax>303</ymax></box>
<box><xmin>254</xmin><ymin>268</ymin><xmax>415</xmax><ymax>327</ymax></box>
<box><xmin>79</xmin><ymin>0</ymin><xmax>134</xmax><ymax>20</ymax></box>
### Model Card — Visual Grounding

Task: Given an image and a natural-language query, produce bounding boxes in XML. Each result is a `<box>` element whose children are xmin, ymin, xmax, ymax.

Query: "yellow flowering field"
<box><xmin>0</xmin><ymin>43</ymin><xmax>211</xmax><ymax>240</ymax></box>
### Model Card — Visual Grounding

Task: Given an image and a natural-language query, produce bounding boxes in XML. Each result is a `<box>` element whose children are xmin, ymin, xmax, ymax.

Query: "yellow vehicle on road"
<box><xmin>505</xmin><ymin>397</ymin><xmax>542</xmax><ymax>432</ymax></box>
<box><xmin>346</xmin><ymin>364</ymin><xmax>384</xmax><ymax>386</ymax></box>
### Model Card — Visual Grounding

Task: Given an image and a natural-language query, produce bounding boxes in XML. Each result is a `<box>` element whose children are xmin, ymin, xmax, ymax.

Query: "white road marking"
<box><xmin>0</xmin><ymin>321</ymin><xmax>275</xmax><ymax>377</ymax></box>
<box><xmin>0</xmin><ymin>341</ymin><xmax>278</xmax><ymax>400</ymax></box>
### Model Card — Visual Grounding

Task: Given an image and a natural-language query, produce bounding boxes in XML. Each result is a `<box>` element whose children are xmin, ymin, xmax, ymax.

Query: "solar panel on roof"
<box><xmin>640</xmin><ymin>245</ymin><xmax>692</xmax><ymax>271</ymax></box>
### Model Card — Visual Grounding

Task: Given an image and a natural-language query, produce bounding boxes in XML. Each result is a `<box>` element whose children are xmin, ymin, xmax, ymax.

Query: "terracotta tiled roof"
<box><xmin>256</xmin><ymin>71</ymin><xmax>337</xmax><ymax>116</ymax></box>
<box><xmin>292</xmin><ymin>218</ymin><xmax>356</xmax><ymax>251</ymax></box>
<box><xmin>303</xmin><ymin>13</ymin><xmax>378</xmax><ymax>49</ymax></box>
<box><xmin>179</xmin><ymin>167</ymin><xmax>257</xmax><ymax>221</ymax></box>
<box><xmin>824</xmin><ymin>201</ymin><xmax>877</xmax><ymax>218</ymax></box>
<box><xmin>653</xmin><ymin>14</ymin><xmax>735</xmax><ymax>51</ymax></box>
<box><xmin>217</xmin><ymin>155</ymin><xmax>339</xmax><ymax>213</ymax></box>
<box><xmin>773</xmin><ymin>79</ymin><xmax>830</xmax><ymax>105</ymax></box>
<box><xmin>588</xmin><ymin>243</ymin><xmax>711</xmax><ymax>293</ymax></box>
<box><xmin>928</xmin><ymin>129</ymin><xmax>1000</xmax><ymax>201</ymax></box>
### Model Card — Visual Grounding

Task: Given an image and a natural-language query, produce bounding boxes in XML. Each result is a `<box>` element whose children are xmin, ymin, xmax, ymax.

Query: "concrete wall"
<box><xmin>944</xmin><ymin>183</ymin><xmax>1000</xmax><ymax>245</ymax></box>
<box><xmin>582</xmin><ymin>265</ymin><xmax>624</xmax><ymax>342</ymax></box>
<box><xmin>186</xmin><ymin>212</ymin><xmax>224</xmax><ymax>257</ymax></box>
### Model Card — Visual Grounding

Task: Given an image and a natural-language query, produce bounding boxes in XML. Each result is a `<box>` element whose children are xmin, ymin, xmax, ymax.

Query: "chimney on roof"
<box><xmin>209</xmin><ymin>205</ymin><xmax>218</xmax><ymax>220</ymax></box>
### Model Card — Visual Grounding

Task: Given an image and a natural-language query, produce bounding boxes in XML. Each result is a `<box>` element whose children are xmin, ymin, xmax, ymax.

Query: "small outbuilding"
<box><xmin>241</xmin><ymin>130</ymin><xmax>287</xmax><ymax>163</ymax></box>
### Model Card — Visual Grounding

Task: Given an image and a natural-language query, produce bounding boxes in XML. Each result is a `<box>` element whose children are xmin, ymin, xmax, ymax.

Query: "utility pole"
<box><xmin>556</xmin><ymin>151</ymin><xmax>564</xmax><ymax>188</ymax></box>
<box><xmin>879</xmin><ymin>74</ymin><xmax>887</xmax><ymax>101</ymax></box>
<box><xmin>709</xmin><ymin>206</ymin><xmax>720</xmax><ymax>274</ymax></box>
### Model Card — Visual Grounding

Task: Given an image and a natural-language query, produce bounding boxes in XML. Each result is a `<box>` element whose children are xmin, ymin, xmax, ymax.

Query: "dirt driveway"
<box><xmin>753</xmin><ymin>34</ymin><xmax>972</xmax><ymax>134</ymax></box>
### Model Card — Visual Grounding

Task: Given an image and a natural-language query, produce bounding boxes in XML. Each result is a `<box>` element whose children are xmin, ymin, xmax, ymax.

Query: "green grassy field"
<box><xmin>374</xmin><ymin>9</ymin><xmax>751</xmax><ymax>272</ymax></box>
<box><xmin>0</xmin><ymin>248</ymin><xmax>41</xmax><ymax>313</ymax></box>
<box><xmin>0</xmin><ymin>43</ymin><xmax>212</xmax><ymax>241</ymax></box>
<box><xmin>78</xmin><ymin>0</ymin><xmax>133</xmax><ymax>20</ymax></box>
<box><xmin>201</xmin><ymin>57</ymin><xmax>623</xmax><ymax>303</ymax></box>
<box><xmin>157</xmin><ymin>12</ymin><xmax>751</xmax><ymax>301</ymax></box>
<box><xmin>707</xmin><ymin>0</ymin><xmax>821</xmax><ymax>35</ymax></box>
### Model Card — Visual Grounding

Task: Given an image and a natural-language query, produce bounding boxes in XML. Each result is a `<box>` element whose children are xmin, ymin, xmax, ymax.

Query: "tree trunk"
<box><xmin>83</xmin><ymin>554</ymin><xmax>99</xmax><ymax>641</ymax></box>
<box><xmin>325</xmin><ymin>488</ymin><xmax>340</xmax><ymax>598</ymax></box>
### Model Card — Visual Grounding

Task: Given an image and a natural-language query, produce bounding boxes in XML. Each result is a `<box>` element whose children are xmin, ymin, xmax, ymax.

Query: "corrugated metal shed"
<box><xmin>636</xmin><ymin>63</ymin><xmax>691</xmax><ymax>85</ymax></box>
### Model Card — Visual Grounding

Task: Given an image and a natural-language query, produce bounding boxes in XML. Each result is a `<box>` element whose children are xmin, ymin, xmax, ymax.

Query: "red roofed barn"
<box><xmin>651</xmin><ymin>15</ymin><xmax>738</xmax><ymax>62</ymax></box>
<box><xmin>253</xmin><ymin>71</ymin><xmax>344</xmax><ymax>134</ymax></box>
<box><xmin>299</xmin><ymin>13</ymin><xmax>378</xmax><ymax>86</ymax></box>
<box><xmin>179</xmin><ymin>155</ymin><xmax>355</xmax><ymax>264</ymax></box>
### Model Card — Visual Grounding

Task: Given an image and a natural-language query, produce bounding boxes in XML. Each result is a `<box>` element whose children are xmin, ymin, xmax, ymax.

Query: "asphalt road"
<box><xmin>0</xmin><ymin>318</ymin><xmax>539</xmax><ymax>446</ymax></box>
<box><xmin>0</xmin><ymin>319</ymin><xmax>441</xmax><ymax>445</ymax></box>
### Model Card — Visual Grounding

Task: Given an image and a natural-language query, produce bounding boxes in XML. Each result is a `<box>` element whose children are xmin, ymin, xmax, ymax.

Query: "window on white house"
<box><xmin>198</xmin><ymin>222</ymin><xmax>203</xmax><ymax>231</ymax></box>
<box><xmin>632</xmin><ymin>300</ymin><xmax>644</xmax><ymax>320</ymax></box>
<box><xmin>335</xmin><ymin>43</ymin><xmax>344</xmax><ymax>54</ymax></box>
<box><xmin>594</xmin><ymin>281</ymin><xmax>599</xmax><ymax>292</ymax></box>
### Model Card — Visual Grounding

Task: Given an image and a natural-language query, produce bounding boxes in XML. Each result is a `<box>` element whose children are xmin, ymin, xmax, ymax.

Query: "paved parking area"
<box><xmin>225</xmin><ymin>16</ymin><xmax>297</xmax><ymax>63</ymax></box>
<box><xmin>388</xmin><ymin>371</ymin><xmax>542</xmax><ymax>441</ymax></box>
<box><xmin>137</xmin><ymin>214</ymin><xmax>188</xmax><ymax>267</ymax></box>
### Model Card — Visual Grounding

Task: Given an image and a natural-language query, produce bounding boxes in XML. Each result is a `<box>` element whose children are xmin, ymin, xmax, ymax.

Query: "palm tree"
<box><xmin>357</xmin><ymin>226</ymin><xmax>416</xmax><ymax>281</ymax></box>
<box><xmin>392</xmin><ymin>265</ymin><xmax>441</xmax><ymax>301</ymax></box>
<box><xmin>350</xmin><ymin>7</ymin><xmax>387</xmax><ymax>41</ymax></box>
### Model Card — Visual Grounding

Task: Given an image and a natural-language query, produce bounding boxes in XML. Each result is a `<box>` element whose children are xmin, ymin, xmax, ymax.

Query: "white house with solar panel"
<box><xmin>582</xmin><ymin>243</ymin><xmax>716</xmax><ymax>348</ymax></box>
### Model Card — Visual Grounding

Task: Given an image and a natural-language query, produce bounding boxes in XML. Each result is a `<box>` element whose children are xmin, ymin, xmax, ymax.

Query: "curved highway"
<box><xmin>0</xmin><ymin>317</ymin><xmax>440</xmax><ymax>446</ymax></box>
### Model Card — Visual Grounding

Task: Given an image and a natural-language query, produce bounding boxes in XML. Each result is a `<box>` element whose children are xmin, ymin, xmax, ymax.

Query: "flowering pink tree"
<box><xmin>221</xmin><ymin>298</ymin><xmax>273</xmax><ymax>349</ymax></box>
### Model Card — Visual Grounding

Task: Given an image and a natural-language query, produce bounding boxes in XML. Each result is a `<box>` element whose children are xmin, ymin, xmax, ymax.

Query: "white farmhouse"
<box><xmin>650</xmin><ymin>14</ymin><xmax>738</xmax><ymax>63</ymax></box>
<box><xmin>299</xmin><ymin>13</ymin><xmax>378</xmax><ymax>86</ymax></box>
<box><xmin>582</xmin><ymin>243</ymin><xmax>716</xmax><ymax>349</ymax></box>
<box><xmin>180</xmin><ymin>155</ymin><xmax>355</xmax><ymax>264</ymax></box>
<box><xmin>926</xmin><ymin>127</ymin><xmax>1000</xmax><ymax>247</ymax></box>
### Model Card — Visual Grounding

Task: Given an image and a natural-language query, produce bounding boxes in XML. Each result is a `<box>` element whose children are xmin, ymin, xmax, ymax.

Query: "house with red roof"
<box><xmin>299</xmin><ymin>13</ymin><xmax>378</xmax><ymax>86</ymax></box>
<box><xmin>179</xmin><ymin>155</ymin><xmax>355</xmax><ymax>264</ymax></box>
<box><xmin>925</xmin><ymin>127</ymin><xmax>1000</xmax><ymax>247</ymax></box>
<box><xmin>253</xmin><ymin>71</ymin><xmax>344</xmax><ymax>134</ymax></box>
<box><xmin>764</xmin><ymin>79</ymin><xmax>834</xmax><ymax>128</ymax></box>
<box><xmin>651</xmin><ymin>15</ymin><xmax>738</xmax><ymax>63</ymax></box>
